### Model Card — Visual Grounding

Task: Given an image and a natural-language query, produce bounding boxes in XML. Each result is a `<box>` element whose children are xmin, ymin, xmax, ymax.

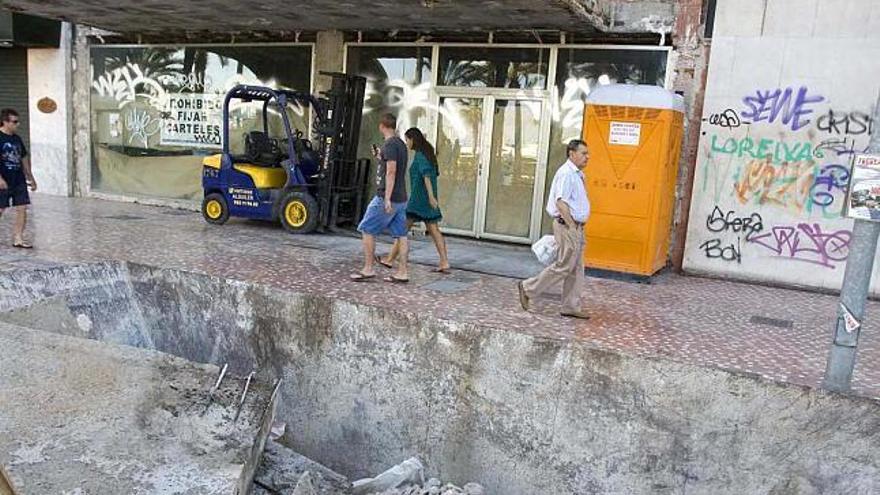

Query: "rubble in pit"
<box><xmin>253</xmin><ymin>439</ymin><xmax>353</xmax><ymax>494</ymax></box>
<box><xmin>353</xmin><ymin>457</ymin><xmax>485</xmax><ymax>495</ymax></box>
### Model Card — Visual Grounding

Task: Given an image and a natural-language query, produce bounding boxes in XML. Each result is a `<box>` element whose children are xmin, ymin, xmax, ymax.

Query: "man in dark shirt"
<box><xmin>351</xmin><ymin>113</ymin><xmax>410</xmax><ymax>283</ymax></box>
<box><xmin>0</xmin><ymin>108</ymin><xmax>37</xmax><ymax>248</ymax></box>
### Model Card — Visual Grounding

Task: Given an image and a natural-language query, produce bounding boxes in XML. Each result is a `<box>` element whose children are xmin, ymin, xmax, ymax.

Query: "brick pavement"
<box><xmin>1</xmin><ymin>194</ymin><xmax>878</xmax><ymax>399</ymax></box>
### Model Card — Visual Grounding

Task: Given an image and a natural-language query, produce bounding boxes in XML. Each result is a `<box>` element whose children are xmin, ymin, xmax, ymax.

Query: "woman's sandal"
<box><xmin>374</xmin><ymin>255</ymin><xmax>393</xmax><ymax>269</ymax></box>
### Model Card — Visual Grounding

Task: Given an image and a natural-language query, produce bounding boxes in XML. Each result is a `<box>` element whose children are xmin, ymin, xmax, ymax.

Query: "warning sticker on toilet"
<box><xmin>609</xmin><ymin>122</ymin><xmax>641</xmax><ymax>146</ymax></box>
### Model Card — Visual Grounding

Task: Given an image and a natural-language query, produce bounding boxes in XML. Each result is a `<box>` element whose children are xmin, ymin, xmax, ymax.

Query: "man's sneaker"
<box><xmin>560</xmin><ymin>311</ymin><xmax>590</xmax><ymax>320</ymax></box>
<box><xmin>517</xmin><ymin>281</ymin><xmax>530</xmax><ymax>311</ymax></box>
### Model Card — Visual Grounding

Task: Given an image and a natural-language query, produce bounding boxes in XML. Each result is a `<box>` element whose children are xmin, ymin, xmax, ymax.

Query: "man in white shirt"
<box><xmin>518</xmin><ymin>139</ymin><xmax>591</xmax><ymax>319</ymax></box>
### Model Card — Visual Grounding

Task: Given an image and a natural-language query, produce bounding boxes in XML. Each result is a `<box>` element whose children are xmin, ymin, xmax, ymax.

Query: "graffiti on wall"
<box><xmin>748</xmin><ymin>223</ymin><xmax>851</xmax><ymax>269</ymax></box>
<box><xmin>741</xmin><ymin>86</ymin><xmax>824</xmax><ymax>132</ymax></box>
<box><xmin>694</xmin><ymin>82</ymin><xmax>871</xmax><ymax>273</ymax></box>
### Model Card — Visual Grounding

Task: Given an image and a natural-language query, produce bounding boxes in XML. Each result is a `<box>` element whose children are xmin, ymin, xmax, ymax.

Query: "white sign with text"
<box><xmin>609</xmin><ymin>121</ymin><xmax>641</xmax><ymax>146</ymax></box>
<box><xmin>160</xmin><ymin>93</ymin><xmax>223</xmax><ymax>148</ymax></box>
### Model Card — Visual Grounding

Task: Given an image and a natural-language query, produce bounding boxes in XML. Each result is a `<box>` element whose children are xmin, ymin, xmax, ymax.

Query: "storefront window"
<box><xmin>346</xmin><ymin>46</ymin><xmax>433</xmax><ymax>163</ymax></box>
<box><xmin>439</xmin><ymin>47</ymin><xmax>549</xmax><ymax>89</ymax></box>
<box><xmin>90</xmin><ymin>45</ymin><xmax>312</xmax><ymax>201</ymax></box>
<box><xmin>541</xmin><ymin>48</ymin><xmax>667</xmax><ymax>233</ymax></box>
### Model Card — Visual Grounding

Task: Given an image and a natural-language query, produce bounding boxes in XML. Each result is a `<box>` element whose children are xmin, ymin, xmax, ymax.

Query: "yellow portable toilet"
<box><xmin>581</xmin><ymin>84</ymin><xmax>685</xmax><ymax>276</ymax></box>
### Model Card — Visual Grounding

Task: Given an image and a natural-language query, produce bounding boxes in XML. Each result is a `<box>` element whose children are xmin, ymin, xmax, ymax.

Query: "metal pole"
<box><xmin>822</xmin><ymin>91</ymin><xmax>880</xmax><ymax>393</ymax></box>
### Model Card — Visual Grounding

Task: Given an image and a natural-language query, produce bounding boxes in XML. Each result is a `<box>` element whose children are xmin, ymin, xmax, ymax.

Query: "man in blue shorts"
<box><xmin>351</xmin><ymin>113</ymin><xmax>410</xmax><ymax>283</ymax></box>
<box><xmin>0</xmin><ymin>109</ymin><xmax>37</xmax><ymax>248</ymax></box>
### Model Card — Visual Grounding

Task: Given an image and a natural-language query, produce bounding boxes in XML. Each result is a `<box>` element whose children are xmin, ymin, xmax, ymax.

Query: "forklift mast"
<box><xmin>313</xmin><ymin>72</ymin><xmax>369</xmax><ymax>231</ymax></box>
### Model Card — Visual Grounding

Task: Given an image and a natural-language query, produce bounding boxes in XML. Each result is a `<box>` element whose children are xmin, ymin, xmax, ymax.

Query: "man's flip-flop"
<box><xmin>374</xmin><ymin>255</ymin><xmax>393</xmax><ymax>269</ymax></box>
<box><xmin>383</xmin><ymin>276</ymin><xmax>409</xmax><ymax>284</ymax></box>
<box><xmin>431</xmin><ymin>267</ymin><xmax>451</xmax><ymax>274</ymax></box>
<box><xmin>350</xmin><ymin>272</ymin><xmax>376</xmax><ymax>282</ymax></box>
<box><xmin>12</xmin><ymin>242</ymin><xmax>33</xmax><ymax>249</ymax></box>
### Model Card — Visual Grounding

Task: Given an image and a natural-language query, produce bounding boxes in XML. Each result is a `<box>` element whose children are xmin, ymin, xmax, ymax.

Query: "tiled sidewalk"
<box><xmin>2</xmin><ymin>194</ymin><xmax>878</xmax><ymax>399</ymax></box>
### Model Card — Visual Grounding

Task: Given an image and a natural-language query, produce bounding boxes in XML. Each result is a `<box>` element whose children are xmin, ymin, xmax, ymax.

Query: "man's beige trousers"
<box><xmin>523</xmin><ymin>221</ymin><xmax>585</xmax><ymax>313</ymax></box>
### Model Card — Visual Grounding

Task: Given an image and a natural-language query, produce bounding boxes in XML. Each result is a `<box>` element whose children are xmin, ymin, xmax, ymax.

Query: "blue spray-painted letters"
<box><xmin>741</xmin><ymin>87</ymin><xmax>825</xmax><ymax>131</ymax></box>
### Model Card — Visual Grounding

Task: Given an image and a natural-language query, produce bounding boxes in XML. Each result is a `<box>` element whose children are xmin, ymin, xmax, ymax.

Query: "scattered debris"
<box><xmin>1</xmin><ymin>465</ymin><xmax>20</xmax><ymax>495</ymax></box>
<box><xmin>292</xmin><ymin>471</ymin><xmax>317</xmax><ymax>495</ymax></box>
<box><xmin>270</xmin><ymin>421</ymin><xmax>287</xmax><ymax>441</ymax></box>
<box><xmin>254</xmin><ymin>440</ymin><xmax>352</xmax><ymax>494</ymax></box>
<box><xmin>352</xmin><ymin>458</ymin><xmax>484</xmax><ymax>495</ymax></box>
<box><xmin>352</xmin><ymin>457</ymin><xmax>424</xmax><ymax>495</ymax></box>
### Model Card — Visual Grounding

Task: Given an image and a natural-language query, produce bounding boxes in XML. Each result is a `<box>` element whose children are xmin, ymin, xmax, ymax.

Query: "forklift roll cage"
<box><xmin>209</xmin><ymin>72</ymin><xmax>369</xmax><ymax>231</ymax></box>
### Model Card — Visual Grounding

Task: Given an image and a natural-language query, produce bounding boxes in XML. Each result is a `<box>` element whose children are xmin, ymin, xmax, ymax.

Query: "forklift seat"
<box><xmin>244</xmin><ymin>131</ymin><xmax>279</xmax><ymax>166</ymax></box>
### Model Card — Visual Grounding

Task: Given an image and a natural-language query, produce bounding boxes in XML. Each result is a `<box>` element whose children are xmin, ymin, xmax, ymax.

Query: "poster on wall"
<box><xmin>108</xmin><ymin>113</ymin><xmax>120</xmax><ymax>138</ymax></box>
<box><xmin>609</xmin><ymin>121</ymin><xmax>641</xmax><ymax>146</ymax></box>
<box><xmin>846</xmin><ymin>153</ymin><xmax>880</xmax><ymax>222</ymax></box>
<box><xmin>160</xmin><ymin>93</ymin><xmax>223</xmax><ymax>148</ymax></box>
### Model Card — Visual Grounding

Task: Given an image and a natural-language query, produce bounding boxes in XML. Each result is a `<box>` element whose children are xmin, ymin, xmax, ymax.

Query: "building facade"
<box><xmin>681</xmin><ymin>0</ymin><xmax>880</xmax><ymax>294</ymax></box>
<box><xmin>13</xmin><ymin>1</ymin><xmax>816</xmax><ymax>279</ymax></box>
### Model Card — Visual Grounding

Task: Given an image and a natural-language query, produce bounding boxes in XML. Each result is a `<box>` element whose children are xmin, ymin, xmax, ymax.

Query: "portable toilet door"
<box><xmin>581</xmin><ymin>84</ymin><xmax>685</xmax><ymax>276</ymax></box>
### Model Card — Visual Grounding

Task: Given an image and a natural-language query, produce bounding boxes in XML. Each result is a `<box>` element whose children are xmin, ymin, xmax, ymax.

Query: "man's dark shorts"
<box><xmin>0</xmin><ymin>184</ymin><xmax>30</xmax><ymax>208</ymax></box>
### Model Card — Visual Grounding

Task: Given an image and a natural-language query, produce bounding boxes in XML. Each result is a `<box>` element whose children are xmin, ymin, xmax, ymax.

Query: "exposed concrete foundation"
<box><xmin>0</xmin><ymin>320</ymin><xmax>278</xmax><ymax>494</ymax></box>
<box><xmin>1</xmin><ymin>262</ymin><xmax>879</xmax><ymax>494</ymax></box>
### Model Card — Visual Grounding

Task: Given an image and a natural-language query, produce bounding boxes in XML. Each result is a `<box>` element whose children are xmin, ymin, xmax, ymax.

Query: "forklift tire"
<box><xmin>279</xmin><ymin>191</ymin><xmax>318</xmax><ymax>234</ymax></box>
<box><xmin>202</xmin><ymin>193</ymin><xmax>230</xmax><ymax>225</ymax></box>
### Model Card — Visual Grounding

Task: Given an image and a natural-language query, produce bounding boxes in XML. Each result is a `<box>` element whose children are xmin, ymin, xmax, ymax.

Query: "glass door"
<box><xmin>435</xmin><ymin>96</ymin><xmax>485</xmax><ymax>235</ymax></box>
<box><xmin>434</xmin><ymin>92</ymin><xmax>548</xmax><ymax>243</ymax></box>
<box><xmin>482</xmin><ymin>98</ymin><xmax>544</xmax><ymax>240</ymax></box>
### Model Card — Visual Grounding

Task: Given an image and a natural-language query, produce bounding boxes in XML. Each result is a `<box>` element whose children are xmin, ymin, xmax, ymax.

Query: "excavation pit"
<box><xmin>1</xmin><ymin>262</ymin><xmax>879</xmax><ymax>494</ymax></box>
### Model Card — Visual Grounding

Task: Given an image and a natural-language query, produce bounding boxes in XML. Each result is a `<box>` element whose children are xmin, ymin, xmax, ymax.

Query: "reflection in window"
<box><xmin>542</xmin><ymin>49</ymin><xmax>667</xmax><ymax>234</ymax></box>
<box><xmin>346</xmin><ymin>46</ymin><xmax>432</xmax><ymax>154</ymax></box>
<box><xmin>439</xmin><ymin>48</ymin><xmax>549</xmax><ymax>89</ymax></box>
<box><xmin>436</xmin><ymin>97</ymin><xmax>483</xmax><ymax>232</ymax></box>
<box><xmin>346</xmin><ymin>46</ymin><xmax>434</xmax><ymax>196</ymax></box>
<box><xmin>485</xmin><ymin>100</ymin><xmax>542</xmax><ymax>238</ymax></box>
<box><xmin>89</xmin><ymin>45</ymin><xmax>312</xmax><ymax>200</ymax></box>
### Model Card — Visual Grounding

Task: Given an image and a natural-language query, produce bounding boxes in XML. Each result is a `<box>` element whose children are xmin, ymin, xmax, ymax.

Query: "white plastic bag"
<box><xmin>531</xmin><ymin>235</ymin><xmax>558</xmax><ymax>266</ymax></box>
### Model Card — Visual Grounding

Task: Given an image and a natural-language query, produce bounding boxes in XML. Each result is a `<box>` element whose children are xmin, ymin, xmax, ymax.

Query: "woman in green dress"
<box><xmin>379</xmin><ymin>127</ymin><xmax>450</xmax><ymax>273</ymax></box>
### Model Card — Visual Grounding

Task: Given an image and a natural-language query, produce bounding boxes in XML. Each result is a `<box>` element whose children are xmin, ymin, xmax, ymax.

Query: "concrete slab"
<box><xmin>255</xmin><ymin>440</ymin><xmax>352</xmax><ymax>494</ymax></box>
<box><xmin>0</xmin><ymin>322</ymin><xmax>277</xmax><ymax>494</ymax></box>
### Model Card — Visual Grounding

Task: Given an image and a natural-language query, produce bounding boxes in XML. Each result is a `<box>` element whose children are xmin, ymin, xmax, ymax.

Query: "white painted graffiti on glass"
<box><xmin>609</xmin><ymin>122</ymin><xmax>641</xmax><ymax>146</ymax></box>
<box><xmin>92</xmin><ymin>63</ymin><xmax>167</xmax><ymax>109</ymax></box>
<box><xmin>361</xmin><ymin>76</ymin><xmax>600</xmax><ymax>145</ymax></box>
<box><xmin>125</xmin><ymin>108</ymin><xmax>161</xmax><ymax>147</ymax></box>
<box><xmin>846</xmin><ymin>153</ymin><xmax>880</xmax><ymax>222</ymax></box>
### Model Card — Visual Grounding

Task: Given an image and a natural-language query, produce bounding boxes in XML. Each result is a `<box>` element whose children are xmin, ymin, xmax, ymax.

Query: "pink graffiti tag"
<box><xmin>747</xmin><ymin>223</ymin><xmax>851</xmax><ymax>269</ymax></box>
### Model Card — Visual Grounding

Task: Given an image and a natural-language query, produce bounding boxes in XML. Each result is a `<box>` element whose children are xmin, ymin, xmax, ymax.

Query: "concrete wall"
<box><xmin>26</xmin><ymin>22</ymin><xmax>73</xmax><ymax>196</ymax></box>
<box><xmin>682</xmin><ymin>0</ymin><xmax>880</xmax><ymax>293</ymax></box>
<box><xmin>1</xmin><ymin>261</ymin><xmax>879</xmax><ymax>494</ymax></box>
